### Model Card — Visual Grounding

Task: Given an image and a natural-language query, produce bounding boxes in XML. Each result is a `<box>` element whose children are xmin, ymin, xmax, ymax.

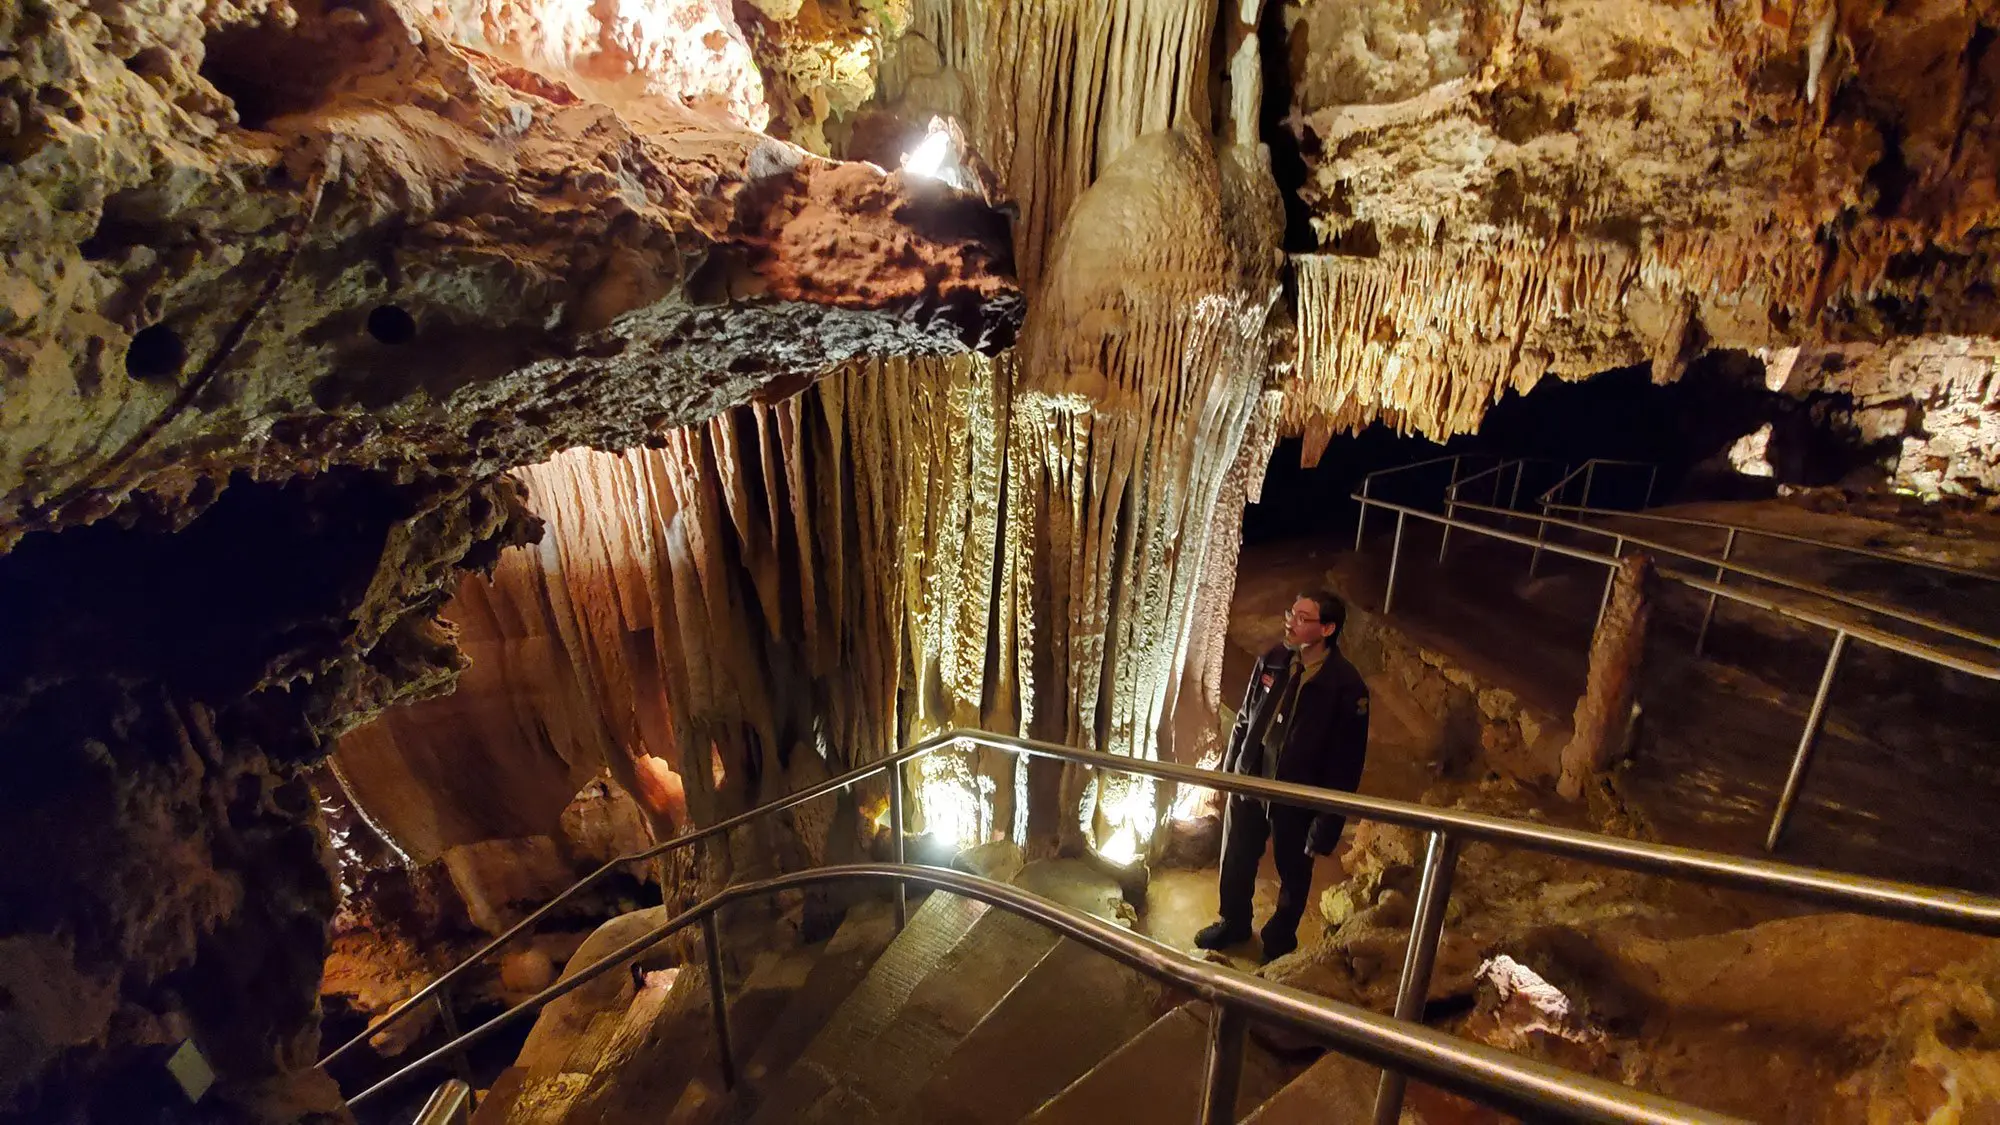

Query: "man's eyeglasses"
<box><xmin>1284</xmin><ymin>609</ymin><xmax>1321</xmax><ymax>626</ymax></box>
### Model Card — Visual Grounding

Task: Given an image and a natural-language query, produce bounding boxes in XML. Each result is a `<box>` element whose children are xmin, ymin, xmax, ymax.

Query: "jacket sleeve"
<box><xmin>1220</xmin><ymin>651</ymin><xmax>1265</xmax><ymax>774</ymax></box>
<box><xmin>1306</xmin><ymin>674</ymin><xmax>1370</xmax><ymax>854</ymax></box>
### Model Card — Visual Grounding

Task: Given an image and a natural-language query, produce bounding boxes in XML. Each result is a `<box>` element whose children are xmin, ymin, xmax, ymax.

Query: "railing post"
<box><xmin>1527</xmin><ymin>504</ymin><xmax>1549</xmax><ymax>578</ymax></box>
<box><xmin>1766</xmin><ymin>631</ymin><xmax>1848</xmax><ymax>852</ymax></box>
<box><xmin>1693</xmin><ymin>528</ymin><xmax>1737</xmax><ymax>657</ymax></box>
<box><xmin>1383</xmin><ymin>511</ymin><xmax>1407</xmax><ymax>615</ymax></box>
<box><xmin>1373</xmin><ymin>830</ymin><xmax>1461</xmax><ymax>1125</ymax></box>
<box><xmin>432</xmin><ymin>988</ymin><xmax>475</xmax><ymax>1094</ymax></box>
<box><xmin>1199</xmin><ymin>1003</ymin><xmax>1249</xmax><ymax>1125</ymax></box>
<box><xmin>1593</xmin><ymin>538</ymin><xmax>1623</xmax><ymax>635</ymax></box>
<box><xmin>889</xmin><ymin>765</ymin><xmax>908</xmax><ymax>930</ymax></box>
<box><xmin>1355</xmin><ymin>477</ymin><xmax>1372</xmax><ymax>552</ymax></box>
<box><xmin>413</xmin><ymin>1079</ymin><xmax>473</xmax><ymax>1125</ymax></box>
<box><xmin>701</xmin><ymin>913</ymin><xmax>737</xmax><ymax>1089</ymax></box>
<box><xmin>1643</xmin><ymin>465</ymin><xmax>1659</xmax><ymax>509</ymax></box>
<box><xmin>1437</xmin><ymin>458</ymin><xmax>1461</xmax><ymax>563</ymax></box>
<box><xmin>1581</xmin><ymin>461</ymin><xmax>1597</xmax><ymax>509</ymax></box>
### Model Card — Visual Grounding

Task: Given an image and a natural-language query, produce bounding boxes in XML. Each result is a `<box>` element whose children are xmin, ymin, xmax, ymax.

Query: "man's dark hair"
<box><xmin>1302</xmin><ymin>590</ymin><xmax>1346</xmax><ymax>634</ymax></box>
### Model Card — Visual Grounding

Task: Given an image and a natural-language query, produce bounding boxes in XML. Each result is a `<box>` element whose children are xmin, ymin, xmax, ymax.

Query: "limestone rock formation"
<box><xmin>341</xmin><ymin>121</ymin><xmax>1287</xmax><ymax>876</ymax></box>
<box><xmin>0</xmin><ymin>0</ymin><xmax>1022</xmax><ymax>1116</ymax></box>
<box><xmin>0</xmin><ymin>0</ymin><xmax>1021</xmax><ymax>551</ymax></box>
<box><xmin>1281</xmin><ymin>0</ymin><xmax>2000</xmax><ymax>455</ymax></box>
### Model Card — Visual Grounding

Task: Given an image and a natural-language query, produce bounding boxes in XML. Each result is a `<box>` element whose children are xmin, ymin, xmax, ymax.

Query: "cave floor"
<box><xmin>1299</xmin><ymin>501</ymin><xmax>2000</xmax><ymax>896</ymax></box>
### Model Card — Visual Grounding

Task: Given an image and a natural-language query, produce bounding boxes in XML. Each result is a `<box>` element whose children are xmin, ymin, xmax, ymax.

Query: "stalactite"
<box><xmin>877</xmin><ymin>0</ymin><xmax>1218</xmax><ymax>290</ymax></box>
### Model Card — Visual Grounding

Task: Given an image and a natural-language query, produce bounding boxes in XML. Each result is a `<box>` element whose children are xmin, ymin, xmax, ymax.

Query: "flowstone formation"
<box><xmin>0</xmin><ymin>0</ymin><xmax>1020</xmax><ymax>1117</ymax></box>
<box><xmin>1282</xmin><ymin>0</ymin><xmax>2000</xmax><ymax>457</ymax></box>
<box><xmin>340</xmin><ymin>0</ymin><xmax>1293</xmax><ymax>892</ymax></box>
<box><xmin>339</xmin><ymin>125</ymin><xmax>1287</xmax><ymax>894</ymax></box>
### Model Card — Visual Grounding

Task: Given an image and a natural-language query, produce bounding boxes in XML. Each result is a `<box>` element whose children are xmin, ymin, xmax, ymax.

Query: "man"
<box><xmin>1194</xmin><ymin>590</ymin><xmax>1370</xmax><ymax>961</ymax></box>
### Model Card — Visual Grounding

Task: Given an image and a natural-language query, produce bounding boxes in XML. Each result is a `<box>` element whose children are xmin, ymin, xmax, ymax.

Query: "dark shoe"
<box><xmin>1194</xmin><ymin>920</ymin><xmax>1251</xmax><ymax>951</ymax></box>
<box><xmin>1260</xmin><ymin>931</ymin><xmax>1299</xmax><ymax>962</ymax></box>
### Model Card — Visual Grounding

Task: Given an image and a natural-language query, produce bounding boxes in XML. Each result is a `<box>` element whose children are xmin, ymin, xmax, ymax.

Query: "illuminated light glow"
<box><xmin>903</xmin><ymin>128</ymin><xmax>954</xmax><ymax>181</ymax></box>
<box><xmin>1092</xmin><ymin>773</ymin><xmax>1160</xmax><ymax>867</ymax></box>
<box><xmin>1169</xmin><ymin>749</ymin><xmax>1225</xmax><ymax>824</ymax></box>
<box><xmin>1728</xmin><ymin>422</ymin><xmax>1775</xmax><ymax>477</ymax></box>
<box><xmin>911</xmin><ymin>746</ymin><xmax>993</xmax><ymax>850</ymax></box>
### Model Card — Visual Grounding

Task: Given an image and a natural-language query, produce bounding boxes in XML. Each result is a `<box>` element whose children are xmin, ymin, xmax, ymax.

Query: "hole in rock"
<box><xmin>125</xmin><ymin>324</ymin><xmax>187</xmax><ymax>380</ymax></box>
<box><xmin>365</xmin><ymin>305</ymin><xmax>418</xmax><ymax>345</ymax></box>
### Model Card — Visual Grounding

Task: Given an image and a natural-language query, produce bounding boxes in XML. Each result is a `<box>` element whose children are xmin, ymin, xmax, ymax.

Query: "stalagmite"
<box><xmin>1560</xmin><ymin>554</ymin><xmax>1656</xmax><ymax>802</ymax></box>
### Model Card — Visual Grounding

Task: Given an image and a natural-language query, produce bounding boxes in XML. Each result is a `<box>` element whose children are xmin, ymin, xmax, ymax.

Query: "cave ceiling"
<box><xmin>4</xmin><ymin>0</ymin><xmax>2000</xmax><ymax>1118</ymax></box>
<box><xmin>1277</xmin><ymin>0</ymin><xmax>2000</xmax><ymax>453</ymax></box>
<box><xmin>0</xmin><ymin>0</ymin><xmax>1019</xmax><ymax>551</ymax></box>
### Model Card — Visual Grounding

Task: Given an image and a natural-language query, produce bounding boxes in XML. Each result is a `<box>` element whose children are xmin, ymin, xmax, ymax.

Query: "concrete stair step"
<box><xmin>553</xmin><ymin>962</ymin><xmax>717</xmax><ymax>1124</ymax></box>
<box><xmin>793</xmin><ymin>906</ymin><xmax>1065</xmax><ymax>1124</ymax></box>
<box><xmin>468</xmin><ymin>1067</ymin><xmax>527</xmax><ymax>1125</ymax></box>
<box><xmin>500</xmin><ymin>1003</ymin><xmax>631</xmax><ymax>1123</ymax></box>
<box><xmin>898</xmin><ymin>938</ymin><xmax>1168</xmax><ymax>1125</ymax></box>
<box><xmin>684</xmin><ymin>898</ymin><xmax>902</xmax><ymax>1125</ymax></box>
<box><xmin>1240</xmin><ymin>1051</ymin><xmax>1383</xmax><ymax>1125</ymax></box>
<box><xmin>1024</xmin><ymin>1004</ymin><xmax>1291</xmax><ymax>1125</ymax></box>
<box><xmin>742</xmin><ymin>891</ymin><xmax>992</xmax><ymax>1125</ymax></box>
<box><xmin>657</xmin><ymin>936</ymin><xmax>849</xmax><ymax>1125</ymax></box>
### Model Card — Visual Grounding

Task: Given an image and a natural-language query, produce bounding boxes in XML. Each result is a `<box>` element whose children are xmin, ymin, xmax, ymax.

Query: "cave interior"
<box><xmin>6</xmin><ymin>0</ymin><xmax>2000</xmax><ymax>1121</ymax></box>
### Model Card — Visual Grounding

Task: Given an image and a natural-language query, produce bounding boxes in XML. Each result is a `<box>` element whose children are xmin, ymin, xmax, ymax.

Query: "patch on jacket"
<box><xmin>1355</xmin><ymin>697</ymin><xmax>1369</xmax><ymax>715</ymax></box>
<box><xmin>1260</xmin><ymin>672</ymin><xmax>1275</xmax><ymax>688</ymax></box>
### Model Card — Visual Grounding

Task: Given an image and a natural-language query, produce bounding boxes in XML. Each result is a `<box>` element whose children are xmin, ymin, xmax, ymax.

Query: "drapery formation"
<box><xmin>342</xmin><ymin>125</ymin><xmax>1287</xmax><ymax>866</ymax></box>
<box><xmin>1279</xmin><ymin>0</ymin><xmax>2000</xmax><ymax>461</ymax></box>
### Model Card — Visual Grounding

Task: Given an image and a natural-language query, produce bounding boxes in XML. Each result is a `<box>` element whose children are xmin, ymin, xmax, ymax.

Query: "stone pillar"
<box><xmin>1559</xmin><ymin>554</ymin><xmax>1655</xmax><ymax>801</ymax></box>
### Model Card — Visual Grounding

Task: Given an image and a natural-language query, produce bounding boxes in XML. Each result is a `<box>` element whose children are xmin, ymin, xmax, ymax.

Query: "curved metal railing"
<box><xmin>353</xmin><ymin>864</ymin><xmax>1750</xmax><ymax>1125</ymax></box>
<box><xmin>333</xmin><ymin>729</ymin><xmax>2000</xmax><ymax>1125</ymax></box>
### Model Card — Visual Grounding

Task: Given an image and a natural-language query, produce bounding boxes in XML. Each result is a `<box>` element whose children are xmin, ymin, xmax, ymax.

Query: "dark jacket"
<box><xmin>1221</xmin><ymin>643</ymin><xmax>1370</xmax><ymax>849</ymax></box>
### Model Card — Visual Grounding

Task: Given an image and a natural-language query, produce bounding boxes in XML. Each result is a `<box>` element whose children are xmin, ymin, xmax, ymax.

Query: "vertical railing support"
<box><xmin>1643</xmin><ymin>465</ymin><xmax>1659</xmax><ymax>509</ymax></box>
<box><xmin>1582</xmin><ymin>461</ymin><xmax>1598</xmax><ymax>510</ymax></box>
<box><xmin>889</xmin><ymin>765</ymin><xmax>908</xmax><ymax>930</ymax></box>
<box><xmin>1527</xmin><ymin>504</ymin><xmax>1550</xmax><ymax>578</ymax></box>
<box><xmin>701</xmin><ymin>913</ymin><xmax>737</xmax><ymax>1090</ymax></box>
<box><xmin>1199</xmin><ymin>1003</ymin><xmax>1249</xmax><ymax>1125</ymax></box>
<box><xmin>1372</xmin><ymin>830</ymin><xmax>1461</xmax><ymax>1125</ymax></box>
<box><xmin>1355</xmin><ymin>477</ymin><xmax>1373</xmax><ymax>551</ymax></box>
<box><xmin>413</xmin><ymin>1080</ymin><xmax>473</xmax><ymax>1125</ymax></box>
<box><xmin>1766</xmin><ymin>631</ymin><xmax>1848</xmax><ymax>852</ymax></box>
<box><xmin>1383</xmin><ymin>511</ymin><xmax>1408</xmax><ymax>615</ymax></box>
<box><xmin>432</xmin><ymin>989</ymin><xmax>475</xmax><ymax>1094</ymax></box>
<box><xmin>1437</xmin><ymin>458</ymin><xmax>1461</xmax><ymax>562</ymax></box>
<box><xmin>1693</xmin><ymin>528</ymin><xmax>1737</xmax><ymax>657</ymax></box>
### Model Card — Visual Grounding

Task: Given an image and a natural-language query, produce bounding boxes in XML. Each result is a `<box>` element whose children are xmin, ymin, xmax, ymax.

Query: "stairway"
<box><xmin>469</xmin><ymin>884</ymin><xmax>1364</xmax><ymax>1125</ymax></box>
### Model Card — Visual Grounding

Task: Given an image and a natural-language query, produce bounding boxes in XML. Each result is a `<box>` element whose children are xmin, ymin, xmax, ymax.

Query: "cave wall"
<box><xmin>0</xmin><ymin>471</ymin><xmax>533</xmax><ymax>1121</ymax></box>
<box><xmin>0</xmin><ymin>0</ymin><xmax>1023</xmax><ymax>1115</ymax></box>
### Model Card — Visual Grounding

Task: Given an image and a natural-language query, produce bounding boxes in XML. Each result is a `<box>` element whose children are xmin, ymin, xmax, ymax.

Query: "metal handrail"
<box><xmin>353</xmin><ymin>864</ymin><xmax>1742</xmax><ymax>1125</ymax></box>
<box><xmin>412</xmin><ymin>1079</ymin><xmax>471</xmax><ymax>1125</ymax></box>
<box><xmin>317</xmin><ymin>748</ymin><xmax>922</xmax><ymax>1069</ymax></box>
<box><xmin>1541</xmin><ymin>500</ymin><xmax>2000</xmax><ymax>584</ymax></box>
<box><xmin>1350</xmin><ymin>491</ymin><xmax>2000</xmax><ymax>854</ymax></box>
<box><xmin>1454</xmin><ymin>498</ymin><xmax>2000</xmax><ymax>655</ymax></box>
<box><xmin>334</xmin><ymin>726</ymin><xmax>2000</xmax><ymax>1124</ymax></box>
<box><xmin>1356</xmin><ymin>453</ymin><xmax>1498</xmax><ymax>553</ymax></box>
<box><xmin>1537</xmin><ymin>458</ymin><xmax>1658</xmax><ymax>511</ymax></box>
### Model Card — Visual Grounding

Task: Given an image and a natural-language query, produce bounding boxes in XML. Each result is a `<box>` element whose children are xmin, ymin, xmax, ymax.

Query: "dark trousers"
<box><xmin>1218</xmin><ymin>794</ymin><xmax>1332</xmax><ymax>944</ymax></box>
